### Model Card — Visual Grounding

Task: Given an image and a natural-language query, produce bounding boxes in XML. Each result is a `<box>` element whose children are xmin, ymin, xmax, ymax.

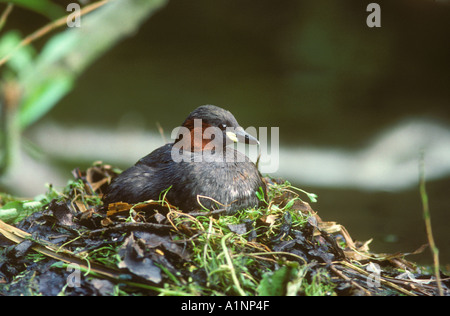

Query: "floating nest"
<box><xmin>0</xmin><ymin>162</ymin><xmax>448</xmax><ymax>296</ymax></box>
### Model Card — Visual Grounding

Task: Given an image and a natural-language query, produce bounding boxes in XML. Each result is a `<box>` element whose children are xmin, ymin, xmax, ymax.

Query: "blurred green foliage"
<box><xmin>0</xmin><ymin>0</ymin><xmax>64</xmax><ymax>19</ymax></box>
<box><xmin>0</xmin><ymin>0</ymin><xmax>168</xmax><ymax>178</ymax></box>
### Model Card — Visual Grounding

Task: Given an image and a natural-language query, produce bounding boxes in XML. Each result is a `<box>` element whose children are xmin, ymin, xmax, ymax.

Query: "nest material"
<box><xmin>0</xmin><ymin>163</ymin><xmax>448</xmax><ymax>296</ymax></box>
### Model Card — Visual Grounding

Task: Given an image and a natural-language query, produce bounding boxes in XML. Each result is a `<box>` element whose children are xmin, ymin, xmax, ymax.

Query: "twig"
<box><xmin>166</xmin><ymin>208</ymin><xmax>207</xmax><ymax>232</ymax></box>
<box><xmin>338</xmin><ymin>260</ymin><xmax>418</xmax><ymax>296</ymax></box>
<box><xmin>188</xmin><ymin>208</ymin><xmax>227</xmax><ymax>217</ymax></box>
<box><xmin>0</xmin><ymin>0</ymin><xmax>109</xmax><ymax>68</ymax></box>
<box><xmin>0</xmin><ymin>219</ymin><xmax>121</xmax><ymax>279</ymax></box>
<box><xmin>330</xmin><ymin>264</ymin><xmax>372</xmax><ymax>296</ymax></box>
<box><xmin>0</xmin><ymin>3</ymin><xmax>14</xmax><ymax>32</ymax></box>
<box><xmin>419</xmin><ymin>152</ymin><xmax>444</xmax><ymax>296</ymax></box>
<box><xmin>196</xmin><ymin>195</ymin><xmax>233</xmax><ymax>212</ymax></box>
<box><xmin>89</xmin><ymin>222</ymin><xmax>172</xmax><ymax>236</ymax></box>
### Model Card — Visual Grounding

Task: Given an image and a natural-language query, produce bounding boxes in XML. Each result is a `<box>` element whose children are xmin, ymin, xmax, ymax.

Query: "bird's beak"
<box><xmin>227</xmin><ymin>127</ymin><xmax>259</xmax><ymax>145</ymax></box>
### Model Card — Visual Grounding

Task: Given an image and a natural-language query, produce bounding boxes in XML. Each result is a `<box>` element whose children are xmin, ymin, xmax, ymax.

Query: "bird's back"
<box><xmin>103</xmin><ymin>143</ymin><xmax>265</xmax><ymax>213</ymax></box>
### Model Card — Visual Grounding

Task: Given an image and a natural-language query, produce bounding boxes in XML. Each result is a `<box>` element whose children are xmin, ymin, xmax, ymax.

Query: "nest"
<box><xmin>0</xmin><ymin>163</ymin><xmax>448</xmax><ymax>296</ymax></box>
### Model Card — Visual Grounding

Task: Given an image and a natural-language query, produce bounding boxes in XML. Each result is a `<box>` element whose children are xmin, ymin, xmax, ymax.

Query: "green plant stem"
<box><xmin>419</xmin><ymin>153</ymin><xmax>443</xmax><ymax>296</ymax></box>
<box><xmin>244</xmin><ymin>251</ymin><xmax>307</xmax><ymax>265</ymax></box>
<box><xmin>0</xmin><ymin>83</ymin><xmax>20</xmax><ymax>177</ymax></box>
<box><xmin>221</xmin><ymin>233</ymin><xmax>247</xmax><ymax>296</ymax></box>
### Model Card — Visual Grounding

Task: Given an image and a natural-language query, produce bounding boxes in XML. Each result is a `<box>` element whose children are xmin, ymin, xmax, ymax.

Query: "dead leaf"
<box><xmin>118</xmin><ymin>233</ymin><xmax>162</xmax><ymax>283</ymax></box>
<box><xmin>228</xmin><ymin>223</ymin><xmax>248</xmax><ymax>235</ymax></box>
<box><xmin>134</xmin><ymin>231</ymin><xmax>190</xmax><ymax>261</ymax></box>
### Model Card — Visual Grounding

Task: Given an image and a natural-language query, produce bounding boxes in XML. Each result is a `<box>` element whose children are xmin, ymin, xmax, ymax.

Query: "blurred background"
<box><xmin>0</xmin><ymin>0</ymin><xmax>449</xmax><ymax>265</ymax></box>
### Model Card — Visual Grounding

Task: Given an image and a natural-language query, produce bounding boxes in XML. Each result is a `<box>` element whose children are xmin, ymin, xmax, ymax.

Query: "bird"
<box><xmin>102</xmin><ymin>105</ymin><xmax>266</xmax><ymax>214</ymax></box>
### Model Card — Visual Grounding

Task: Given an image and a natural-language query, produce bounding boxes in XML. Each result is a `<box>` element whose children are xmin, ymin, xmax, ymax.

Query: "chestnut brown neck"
<box><xmin>174</xmin><ymin>118</ymin><xmax>218</xmax><ymax>152</ymax></box>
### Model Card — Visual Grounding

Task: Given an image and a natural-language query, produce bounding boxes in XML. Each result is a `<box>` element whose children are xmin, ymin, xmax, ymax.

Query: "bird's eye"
<box><xmin>219</xmin><ymin>123</ymin><xmax>227</xmax><ymax>130</ymax></box>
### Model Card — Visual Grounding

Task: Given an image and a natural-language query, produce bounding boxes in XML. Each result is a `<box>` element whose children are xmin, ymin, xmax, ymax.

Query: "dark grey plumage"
<box><xmin>103</xmin><ymin>105</ymin><xmax>266</xmax><ymax>213</ymax></box>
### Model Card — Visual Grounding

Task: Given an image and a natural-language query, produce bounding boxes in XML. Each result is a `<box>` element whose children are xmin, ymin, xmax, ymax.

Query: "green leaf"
<box><xmin>0</xmin><ymin>0</ymin><xmax>65</xmax><ymax>19</ymax></box>
<box><xmin>255</xmin><ymin>186</ymin><xmax>265</xmax><ymax>202</ymax></box>
<box><xmin>257</xmin><ymin>265</ymin><xmax>295</xmax><ymax>296</ymax></box>
<box><xmin>307</xmin><ymin>193</ymin><xmax>318</xmax><ymax>203</ymax></box>
<box><xmin>0</xmin><ymin>31</ymin><xmax>35</xmax><ymax>75</ymax></box>
<box><xmin>0</xmin><ymin>202</ymin><xmax>20</xmax><ymax>223</ymax></box>
<box><xmin>19</xmin><ymin>75</ymin><xmax>73</xmax><ymax>129</ymax></box>
<box><xmin>16</xmin><ymin>0</ymin><xmax>168</xmax><ymax>129</ymax></box>
<box><xmin>284</xmin><ymin>198</ymin><xmax>296</xmax><ymax>210</ymax></box>
<box><xmin>0</xmin><ymin>200</ymin><xmax>43</xmax><ymax>223</ymax></box>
